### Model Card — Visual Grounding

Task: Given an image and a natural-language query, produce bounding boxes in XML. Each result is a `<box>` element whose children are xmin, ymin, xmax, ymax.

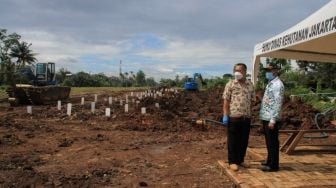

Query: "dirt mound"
<box><xmin>11</xmin><ymin>88</ymin><xmax>225</xmax><ymax>132</ymax></box>
<box><xmin>5</xmin><ymin>87</ymin><xmax>325</xmax><ymax>132</ymax></box>
<box><xmin>252</xmin><ymin>94</ymin><xmax>321</xmax><ymax>131</ymax></box>
<box><xmin>1</xmin><ymin>88</ymin><xmax>334</xmax><ymax>187</ymax></box>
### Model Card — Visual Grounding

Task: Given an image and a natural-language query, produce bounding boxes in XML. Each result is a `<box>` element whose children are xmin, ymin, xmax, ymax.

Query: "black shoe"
<box><xmin>261</xmin><ymin>165</ymin><xmax>279</xmax><ymax>172</ymax></box>
<box><xmin>261</xmin><ymin>161</ymin><xmax>268</xmax><ymax>166</ymax></box>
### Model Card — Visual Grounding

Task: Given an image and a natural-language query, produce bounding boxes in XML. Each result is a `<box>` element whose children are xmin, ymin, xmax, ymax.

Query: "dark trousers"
<box><xmin>227</xmin><ymin>118</ymin><xmax>251</xmax><ymax>165</ymax></box>
<box><xmin>263</xmin><ymin>120</ymin><xmax>279</xmax><ymax>169</ymax></box>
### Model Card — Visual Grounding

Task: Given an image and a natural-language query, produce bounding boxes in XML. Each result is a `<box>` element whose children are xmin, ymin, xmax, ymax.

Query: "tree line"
<box><xmin>55</xmin><ymin>69</ymin><xmax>231</xmax><ymax>88</ymax></box>
<box><xmin>1</xmin><ymin>28</ymin><xmax>336</xmax><ymax>91</ymax></box>
<box><xmin>57</xmin><ymin>69</ymin><xmax>157</xmax><ymax>87</ymax></box>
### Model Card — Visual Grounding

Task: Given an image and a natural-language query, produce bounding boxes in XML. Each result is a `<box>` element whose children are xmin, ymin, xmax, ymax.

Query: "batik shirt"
<box><xmin>223</xmin><ymin>79</ymin><xmax>255</xmax><ymax>117</ymax></box>
<box><xmin>259</xmin><ymin>77</ymin><xmax>284</xmax><ymax>122</ymax></box>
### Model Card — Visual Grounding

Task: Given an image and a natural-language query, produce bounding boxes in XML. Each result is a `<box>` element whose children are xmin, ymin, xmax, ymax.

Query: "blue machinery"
<box><xmin>184</xmin><ymin>73</ymin><xmax>206</xmax><ymax>90</ymax></box>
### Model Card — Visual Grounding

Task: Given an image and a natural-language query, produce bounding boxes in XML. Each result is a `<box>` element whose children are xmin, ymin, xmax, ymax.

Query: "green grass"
<box><xmin>70</xmin><ymin>87</ymin><xmax>149</xmax><ymax>96</ymax></box>
<box><xmin>307</xmin><ymin>100</ymin><xmax>336</xmax><ymax>112</ymax></box>
<box><xmin>0</xmin><ymin>85</ymin><xmax>7</xmax><ymax>99</ymax></box>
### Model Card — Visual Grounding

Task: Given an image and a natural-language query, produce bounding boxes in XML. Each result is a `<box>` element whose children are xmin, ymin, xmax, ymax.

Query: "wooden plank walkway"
<box><xmin>218</xmin><ymin>147</ymin><xmax>336</xmax><ymax>187</ymax></box>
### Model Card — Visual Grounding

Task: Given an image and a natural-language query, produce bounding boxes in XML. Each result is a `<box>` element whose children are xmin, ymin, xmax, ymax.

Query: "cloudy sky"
<box><xmin>0</xmin><ymin>0</ymin><xmax>330</xmax><ymax>80</ymax></box>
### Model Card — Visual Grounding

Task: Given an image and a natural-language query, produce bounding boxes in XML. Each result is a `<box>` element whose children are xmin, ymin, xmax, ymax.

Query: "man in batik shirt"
<box><xmin>259</xmin><ymin>64</ymin><xmax>284</xmax><ymax>172</ymax></box>
<box><xmin>223</xmin><ymin>63</ymin><xmax>255</xmax><ymax>171</ymax></box>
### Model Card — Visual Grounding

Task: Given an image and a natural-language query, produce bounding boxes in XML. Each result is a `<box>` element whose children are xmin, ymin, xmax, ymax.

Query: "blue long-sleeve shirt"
<box><xmin>259</xmin><ymin>77</ymin><xmax>284</xmax><ymax>123</ymax></box>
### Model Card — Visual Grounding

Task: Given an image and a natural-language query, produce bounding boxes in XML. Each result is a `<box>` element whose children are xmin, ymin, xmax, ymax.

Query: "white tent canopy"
<box><xmin>252</xmin><ymin>0</ymin><xmax>336</xmax><ymax>83</ymax></box>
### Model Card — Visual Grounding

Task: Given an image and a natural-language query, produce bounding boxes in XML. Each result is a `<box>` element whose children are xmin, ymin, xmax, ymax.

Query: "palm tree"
<box><xmin>10</xmin><ymin>41</ymin><xmax>37</xmax><ymax>68</ymax></box>
<box><xmin>124</xmin><ymin>72</ymin><xmax>129</xmax><ymax>87</ymax></box>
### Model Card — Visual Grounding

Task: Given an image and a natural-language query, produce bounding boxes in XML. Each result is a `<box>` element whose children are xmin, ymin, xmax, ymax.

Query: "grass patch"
<box><xmin>70</xmin><ymin>87</ymin><xmax>149</xmax><ymax>96</ymax></box>
<box><xmin>0</xmin><ymin>85</ymin><xmax>7</xmax><ymax>99</ymax></box>
<box><xmin>307</xmin><ymin>100</ymin><xmax>336</xmax><ymax>112</ymax></box>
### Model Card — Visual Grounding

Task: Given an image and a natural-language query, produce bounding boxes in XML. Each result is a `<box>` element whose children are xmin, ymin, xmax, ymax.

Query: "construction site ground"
<box><xmin>1</xmin><ymin>88</ymin><xmax>335</xmax><ymax>187</ymax></box>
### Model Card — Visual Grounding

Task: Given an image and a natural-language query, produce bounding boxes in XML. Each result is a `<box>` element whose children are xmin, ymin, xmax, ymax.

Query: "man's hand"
<box><xmin>268</xmin><ymin>122</ymin><xmax>275</xmax><ymax>130</ymax></box>
<box><xmin>222</xmin><ymin>115</ymin><xmax>229</xmax><ymax>126</ymax></box>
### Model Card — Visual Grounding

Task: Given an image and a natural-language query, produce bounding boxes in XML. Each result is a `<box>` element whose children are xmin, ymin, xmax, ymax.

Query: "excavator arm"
<box><xmin>184</xmin><ymin>73</ymin><xmax>206</xmax><ymax>90</ymax></box>
<box><xmin>193</xmin><ymin>73</ymin><xmax>206</xmax><ymax>85</ymax></box>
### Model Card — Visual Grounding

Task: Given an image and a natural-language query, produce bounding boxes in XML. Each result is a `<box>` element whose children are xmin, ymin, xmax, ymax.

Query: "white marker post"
<box><xmin>27</xmin><ymin>106</ymin><xmax>32</xmax><ymax>114</ymax></box>
<box><xmin>94</xmin><ymin>94</ymin><xmax>98</xmax><ymax>102</ymax></box>
<box><xmin>67</xmin><ymin>103</ymin><xmax>72</xmax><ymax>116</ymax></box>
<box><xmin>120</xmin><ymin>99</ymin><xmax>123</xmax><ymax>106</ymax></box>
<box><xmin>105</xmin><ymin>108</ymin><xmax>111</xmax><ymax>117</ymax></box>
<box><xmin>57</xmin><ymin>100</ymin><xmax>61</xmax><ymax>110</ymax></box>
<box><xmin>108</xmin><ymin>97</ymin><xmax>112</xmax><ymax>105</ymax></box>
<box><xmin>141</xmin><ymin>107</ymin><xmax>146</xmax><ymax>114</ymax></box>
<box><xmin>81</xmin><ymin>97</ymin><xmax>85</xmax><ymax>105</ymax></box>
<box><xmin>125</xmin><ymin>104</ymin><xmax>129</xmax><ymax>113</ymax></box>
<box><xmin>91</xmin><ymin>102</ymin><xmax>95</xmax><ymax>113</ymax></box>
<box><xmin>155</xmin><ymin>103</ymin><xmax>160</xmax><ymax>109</ymax></box>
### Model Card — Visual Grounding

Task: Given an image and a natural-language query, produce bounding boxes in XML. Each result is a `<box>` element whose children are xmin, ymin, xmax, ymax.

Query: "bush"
<box><xmin>286</xmin><ymin>85</ymin><xmax>312</xmax><ymax>96</ymax></box>
<box><xmin>308</xmin><ymin>100</ymin><xmax>336</xmax><ymax>112</ymax></box>
<box><xmin>205</xmin><ymin>77</ymin><xmax>230</xmax><ymax>89</ymax></box>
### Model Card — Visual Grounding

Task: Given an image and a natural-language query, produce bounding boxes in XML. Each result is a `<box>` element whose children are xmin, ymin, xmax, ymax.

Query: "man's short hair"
<box><xmin>263</xmin><ymin>64</ymin><xmax>280</xmax><ymax>70</ymax></box>
<box><xmin>234</xmin><ymin>63</ymin><xmax>247</xmax><ymax>71</ymax></box>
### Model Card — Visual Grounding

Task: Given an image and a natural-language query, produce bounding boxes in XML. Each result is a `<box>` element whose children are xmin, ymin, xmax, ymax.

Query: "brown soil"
<box><xmin>0</xmin><ymin>88</ymin><xmax>335</xmax><ymax>187</ymax></box>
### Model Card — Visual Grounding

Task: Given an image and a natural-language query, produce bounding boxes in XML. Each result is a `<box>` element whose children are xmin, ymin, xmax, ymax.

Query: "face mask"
<box><xmin>266</xmin><ymin>72</ymin><xmax>274</xmax><ymax>80</ymax></box>
<box><xmin>234</xmin><ymin>72</ymin><xmax>243</xmax><ymax>80</ymax></box>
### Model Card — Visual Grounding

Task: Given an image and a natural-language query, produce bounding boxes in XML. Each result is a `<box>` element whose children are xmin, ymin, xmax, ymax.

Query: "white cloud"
<box><xmin>19</xmin><ymin>30</ymin><xmax>121</xmax><ymax>70</ymax></box>
<box><xmin>1</xmin><ymin>0</ymin><xmax>328</xmax><ymax>80</ymax></box>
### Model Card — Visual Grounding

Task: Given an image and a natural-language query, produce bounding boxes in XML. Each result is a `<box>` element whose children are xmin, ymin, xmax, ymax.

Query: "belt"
<box><xmin>230</xmin><ymin>116</ymin><xmax>251</xmax><ymax>121</ymax></box>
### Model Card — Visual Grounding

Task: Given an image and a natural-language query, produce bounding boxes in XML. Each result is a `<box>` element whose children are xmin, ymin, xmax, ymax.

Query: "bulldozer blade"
<box><xmin>8</xmin><ymin>85</ymin><xmax>71</xmax><ymax>105</ymax></box>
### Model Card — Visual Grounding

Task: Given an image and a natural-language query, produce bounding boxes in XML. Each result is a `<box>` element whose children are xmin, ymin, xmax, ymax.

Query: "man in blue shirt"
<box><xmin>259</xmin><ymin>64</ymin><xmax>284</xmax><ymax>172</ymax></box>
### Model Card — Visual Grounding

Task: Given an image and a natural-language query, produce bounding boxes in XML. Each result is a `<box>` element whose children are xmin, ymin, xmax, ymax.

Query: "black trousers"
<box><xmin>262</xmin><ymin>120</ymin><xmax>279</xmax><ymax>169</ymax></box>
<box><xmin>227</xmin><ymin>118</ymin><xmax>251</xmax><ymax>165</ymax></box>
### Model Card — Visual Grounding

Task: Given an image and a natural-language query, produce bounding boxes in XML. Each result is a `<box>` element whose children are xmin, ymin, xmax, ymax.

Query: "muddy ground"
<box><xmin>0</xmin><ymin>88</ymin><xmax>335</xmax><ymax>187</ymax></box>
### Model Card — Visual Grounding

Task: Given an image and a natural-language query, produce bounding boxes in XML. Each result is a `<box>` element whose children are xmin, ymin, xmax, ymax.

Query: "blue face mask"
<box><xmin>266</xmin><ymin>72</ymin><xmax>274</xmax><ymax>80</ymax></box>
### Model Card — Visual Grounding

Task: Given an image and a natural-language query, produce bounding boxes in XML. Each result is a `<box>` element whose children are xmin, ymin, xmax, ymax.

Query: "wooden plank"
<box><xmin>285</xmin><ymin>130</ymin><xmax>305</xmax><ymax>154</ymax></box>
<box><xmin>217</xmin><ymin>160</ymin><xmax>244</xmax><ymax>186</ymax></box>
<box><xmin>295</xmin><ymin>145</ymin><xmax>336</xmax><ymax>151</ymax></box>
<box><xmin>280</xmin><ymin>132</ymin><xmax>298</xmax><ymax>152</ymax></box>
<box><xmin>280</xmin><ymin>129</ymin><xmax>336</xmax><ymax>133</ymax></box>
<box><xmin>330</xmin><ymin>120</ymin><xmax>336</xmax><ymax>126</ymax></box>
<box><xmin>247</xmin><ymin>148</ymin><xmax>264</xmax><ymax>161</ymax></box>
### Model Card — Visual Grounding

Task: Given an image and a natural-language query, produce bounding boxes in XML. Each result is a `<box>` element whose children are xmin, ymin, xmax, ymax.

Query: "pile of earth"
<box><xmin>252</xmin><ymin>93</ymin><xmax>324</xmax><ymax>130</ymax></box>
<box><xmin>4</xmin><ymin>87</ymin><xmax>329</xmax><ymax>133</ymax></box>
